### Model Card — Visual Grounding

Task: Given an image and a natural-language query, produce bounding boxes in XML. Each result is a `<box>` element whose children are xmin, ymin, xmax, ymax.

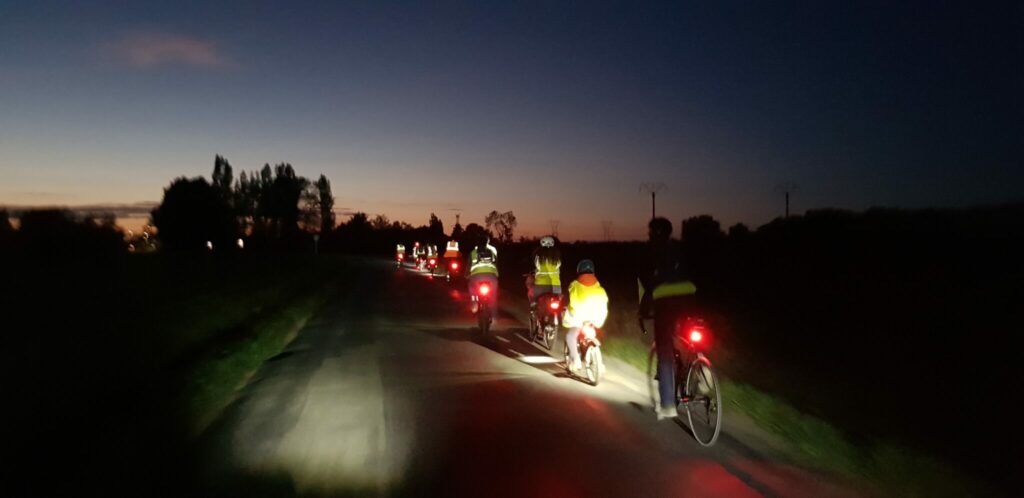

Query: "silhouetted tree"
<box><xmin>371</xmin><ymin>214</ymin><xmax>391</xmax><ymax>230</ymax></box>
<box><xmin>728</xmin><ymin>222</ymin><xmax>751</xmax><ymax>238</ymax></box>
<box><xmin>259</xmin><ymin>163</ymin><xmax>308</xmax><ymax>237</ymax></box>
<box><xmin>234</xmin><ymin>170</ymin><xmax>259</xmax><ymax>232</ymax></box>
<box><xmin>461</xmin><ymin>222</ymin><xmax>490</xmax><ymax>248</ymax></box>
<box><xmin>298</xmin><ymin>183</ymin><xmax>321</xmax><ymax>232</ymax></box>
<box><xmin>450</xmin><ymin>218</ymin><xmax>464</xmax><ymax>241</ymax></box>
<box><xmin>152</xmin><ymin>177</ymin><xmax>237</xmax><ymax>252</ymax></box>
<box><xmin>485</xmin><ymin>210</ymin><xmax>517</xmax><ymax>243</ymax></box>
<box><xmin>428</xmin><ymin>213</ymin><xmax>445</xmax><ymax>244</ymax></box>
<box><xmin>0</xmin><ymin>209</ymin><xmax>12</xmax><ymax>254</ymax></box>
<box><xmin>681</xmin><ymin>215</ymin><xmax>725</xmax><ymax>247</ymax></box>
<box><xmin>211</xmin><ymin>154</ymin><xmax>233</xmax><ymax>195</ymax></box>
<box><xmin>0</xmin><ymin>209</ymin><xmax>12</xmax><ymax>235</ymax></box>
<box><xmin>316</xmin><ymin>174</ymin><xmax>335</xmax><ymax>233</ymax></box>
<box><xmin>17</xmin><ymin>208</ymin><xmax>124</xmax><ymax>257</ymax></box>
<box><xmin>679</xmin><ymin>215</ymin><xmax>726</xmax><ymax>287</ymax></box>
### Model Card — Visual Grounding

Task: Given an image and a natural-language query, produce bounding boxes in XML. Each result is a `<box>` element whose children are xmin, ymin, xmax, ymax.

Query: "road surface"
<box><xmin>194</xmin><ymin>259</ymin><xmax>865</xmax><ymax>497</ymax></box>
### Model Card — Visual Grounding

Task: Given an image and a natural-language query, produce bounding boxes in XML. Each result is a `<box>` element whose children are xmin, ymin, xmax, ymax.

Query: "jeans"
<box><xmin>654</xmin><ymin>295</ymin><xmax>690</xmax><ymax>409</ymax></box>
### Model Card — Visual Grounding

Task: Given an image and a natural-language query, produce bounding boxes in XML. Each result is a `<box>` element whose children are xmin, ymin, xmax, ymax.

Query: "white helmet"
<box><xmin>540</xmin><ymin>236</ymin><xmax>555</xmax><ymax>248</ymax></box>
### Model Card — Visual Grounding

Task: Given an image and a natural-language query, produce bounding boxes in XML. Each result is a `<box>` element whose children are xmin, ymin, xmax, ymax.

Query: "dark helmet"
<box><xmin>648</xmin><ymin>217</ymin><xmax>673</xmax><ymax>242</ymax></box>
<box><xmin>576</xmin><ymin>259</ymin><xmax>595</xmax><ymax>274</ymax></box>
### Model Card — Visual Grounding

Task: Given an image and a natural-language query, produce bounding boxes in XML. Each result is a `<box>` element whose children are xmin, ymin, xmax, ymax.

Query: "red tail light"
<box><xmin>429</xmin><ymin>259</ymin><xmax>436</xmax><ymax>265</ymax></box>
<box><xmin>689</xmin><ymin>330</ymin><xmax>703</xmax><ymax>343</ymax></box>
<box><xmin>398</xmin><ymin>254</ymin><xmax>404</xmax><ymax>260</ymax></box>
<box><xmin>479</xmin><ymin>284</ymin><xmax>491</xmax><ymax>296</ymax></box>
<box><xmin>549</xmin><ymin>300</ymin><xmax>560</xmax><ymax>310</ymax></box>
<box><xmin>451</xmin><ymin>262</ymin><xmax>459</xmax><ymax>270</ymax></box>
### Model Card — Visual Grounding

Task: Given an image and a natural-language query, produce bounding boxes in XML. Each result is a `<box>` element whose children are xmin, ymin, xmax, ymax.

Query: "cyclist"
<box><xmin>527</xmin><ymin>236</ymin><xmax>562</xmax><ymax>308</ymax></box>
<box><xmin>638</xmin><ymin>217</ymin><xmax>696</xmax><ymax>420</ymax></box>
<box><xmin>563</xmin><ymin>259</ymin><xmax>608</xmax><ymax>374</ymax></box>
<box><xmin>468</xmin><ymin>236</ymin><xmax>499</xmax><ymax>313</ymax></box>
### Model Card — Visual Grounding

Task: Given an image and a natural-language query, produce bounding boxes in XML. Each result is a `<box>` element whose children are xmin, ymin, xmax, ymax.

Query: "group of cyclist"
<box><xmin>396</xmin><ymin>216</ymin><xmax>695</xmax><ymax>420</ymax></box>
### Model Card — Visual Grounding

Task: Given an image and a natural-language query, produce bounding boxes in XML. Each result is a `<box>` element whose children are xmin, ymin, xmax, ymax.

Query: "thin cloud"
<box><xmin>103</xmin><ymin>32</ymin><xmax>230</xmax><ymax>68</ymax></box>
<box><xmin>2</xmin><ymin>202</ymin><xmax>158</xmax><ymax>220</ymax></box>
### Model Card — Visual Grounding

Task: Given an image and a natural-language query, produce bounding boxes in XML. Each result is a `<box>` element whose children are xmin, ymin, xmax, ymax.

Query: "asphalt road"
<box><xmin>194</xmin><ymin>259</ymin><xmax>865</xmax><ymax>497</ymax></box>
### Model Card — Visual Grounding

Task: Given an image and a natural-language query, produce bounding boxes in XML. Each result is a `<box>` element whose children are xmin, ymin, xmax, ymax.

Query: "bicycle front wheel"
<box><xmin>684</xmin><ymin>356</ymin><xmax>722</xmax><ymax>446</ymax></box>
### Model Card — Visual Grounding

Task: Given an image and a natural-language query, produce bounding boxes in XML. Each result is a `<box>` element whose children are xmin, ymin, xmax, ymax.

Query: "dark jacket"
<box><xmin>638</xmin><ymin>239</ymin><xmax>687</xmax><ymax>316</ymax></box>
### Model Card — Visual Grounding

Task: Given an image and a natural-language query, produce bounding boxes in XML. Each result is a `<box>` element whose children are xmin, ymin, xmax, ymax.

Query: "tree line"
<box><xmin>151</xmin><ymin>155</ymin><xmax>335</xmax><ymax>252</ymax></box>
<box><xmin>0</xmin><ymin>154</ymin><xmax>521</xmax><ymax>257</ymax></box>
<box><xmin>150</xmin><ymin>154</ymin><xmax>520</xmax><ymax>254</ymax></box>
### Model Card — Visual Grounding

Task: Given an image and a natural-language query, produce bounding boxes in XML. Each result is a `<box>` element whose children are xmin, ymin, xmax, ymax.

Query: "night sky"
<box><xmin>2</xmin><ymin>1</ymin><xmax>1021</xmax><ymax>239</ymax></box>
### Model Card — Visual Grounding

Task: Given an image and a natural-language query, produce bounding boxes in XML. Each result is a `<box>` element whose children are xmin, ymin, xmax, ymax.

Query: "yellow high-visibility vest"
<box><xmin>534</xmin><ymin>258</ymin><xmax>561</xmax><ymax>287</ymax></box>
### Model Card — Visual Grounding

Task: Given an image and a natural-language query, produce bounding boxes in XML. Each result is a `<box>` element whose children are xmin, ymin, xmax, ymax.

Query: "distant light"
<box><xmin>206</xmin><ymin>241</ymin><xmax>213</xmax><ymax>250</ymax></box>
<box><xmin>237</xmin><ymin>238</ymin><xmax>244</xmax><ymax>249</ymax></box>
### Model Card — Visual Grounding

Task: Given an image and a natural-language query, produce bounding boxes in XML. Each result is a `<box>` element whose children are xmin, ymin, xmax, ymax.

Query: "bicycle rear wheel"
<box><xmin>684</xmin><ymin>356</ymin><xmax>722</xmax><ymax>446</ymax></box>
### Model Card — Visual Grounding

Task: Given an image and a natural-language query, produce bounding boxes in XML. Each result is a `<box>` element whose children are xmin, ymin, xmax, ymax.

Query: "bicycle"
<box><xmin>641</xmin><ymin>316</ymin><xmax>723</xmax><ymax>447</ymax></box>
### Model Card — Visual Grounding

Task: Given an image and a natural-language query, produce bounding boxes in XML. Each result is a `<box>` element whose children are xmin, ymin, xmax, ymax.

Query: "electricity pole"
<box><xmin>549</xmin><ymin>219</ymin><xmax>560</xmax><ymax>238</ymax></box>
<box><xmin>601</xmin><ymin>220</ymin><xmax>613</xmax><ymax>241</ymax></box>
<box><xmin>775</xmin><ymin>182</ymin><xmax>799</xmax><ymax>218</ymax></box>
<box><xmin>639</xmin><ymin>182</ymin><xmax>667</xmax><ymax>219</ymax></box>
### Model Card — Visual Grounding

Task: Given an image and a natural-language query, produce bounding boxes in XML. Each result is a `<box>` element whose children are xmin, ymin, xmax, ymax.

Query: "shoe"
<box><xmin>656</xmin><ymin>405</ymin><xmax>678</xmax><ymax>421</ymax></box>
<box><xmin>569</xmin><ymin>359</ymin><xmax>582</xmax><ymax>374</ymax></box>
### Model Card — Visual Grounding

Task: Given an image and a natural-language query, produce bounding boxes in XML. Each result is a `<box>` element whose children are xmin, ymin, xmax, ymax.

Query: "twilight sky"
<box><xmin>1</xmin><ymin>1</ymin><xmax>1021</xmax><ymax>240</ymax></box>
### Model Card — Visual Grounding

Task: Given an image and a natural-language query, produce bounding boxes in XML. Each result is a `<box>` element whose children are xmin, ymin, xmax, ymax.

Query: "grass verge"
<box><xmin>179</xmin><ymin>282</ymin><xmax>332</xmax><ymax>437</ymax></box>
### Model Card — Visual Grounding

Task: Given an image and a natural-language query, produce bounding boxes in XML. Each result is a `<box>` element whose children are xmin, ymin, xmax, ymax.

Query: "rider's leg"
<box><xmin>467</xmin><ymin>274</ymin><xmax>481</xmax><ymax>312</ymax></box>
<box><xmin>566</xmin><ymin>326</ymin><xmax>582</xmax><ymax>369</ymax></box>
<box><xmin>654</xmin><ymin>296</ymin><xmax>683</xmax><ymax>411</ymax></box>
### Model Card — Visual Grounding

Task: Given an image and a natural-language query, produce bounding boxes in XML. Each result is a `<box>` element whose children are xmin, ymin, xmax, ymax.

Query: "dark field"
<box><xmin>4</xmin><ymin>254</ymin><xmax>343</xmax><ymax>496</ymax></box>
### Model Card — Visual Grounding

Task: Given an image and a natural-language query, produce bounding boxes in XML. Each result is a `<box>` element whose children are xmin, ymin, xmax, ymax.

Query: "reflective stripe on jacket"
<box><xmin>638</xmin><ymin>278</ymin><xmax>697</xmax><ymax>302</ymax></box>
<box><xmin>563</xmin><ymin>275</ymin><xmax>609</xmax><ymax>329</ymax></box>
<box><xmin>469</xmin><ymin>248</ymin><xmax>499</xmax><ymax>276</ymax></box>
